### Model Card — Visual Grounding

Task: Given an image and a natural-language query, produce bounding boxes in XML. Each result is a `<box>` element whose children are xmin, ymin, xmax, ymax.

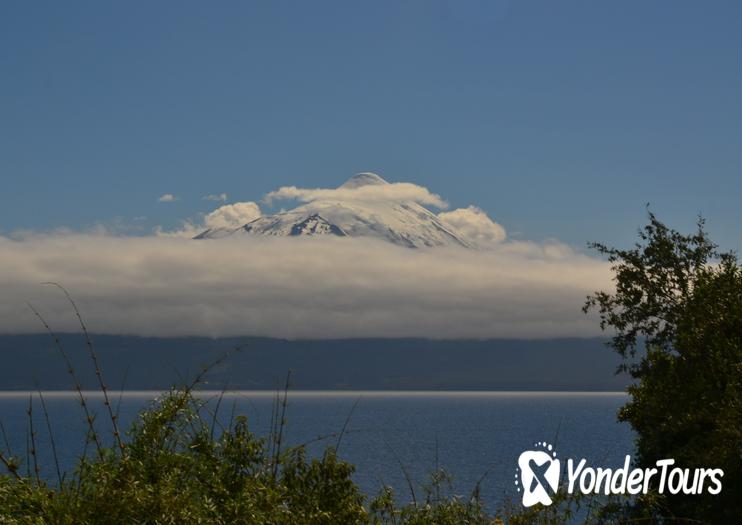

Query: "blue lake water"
<box><xmin>0</xmin><ymin>391</ymin><xmax>634</xmax><ymax>512</ymax></box>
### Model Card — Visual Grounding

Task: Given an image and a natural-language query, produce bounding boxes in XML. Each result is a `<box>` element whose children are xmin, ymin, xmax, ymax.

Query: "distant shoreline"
<box><xmin>0</xmin><ymin>390</ymin><xmax>628</xmax><ymax>397</ymax></box>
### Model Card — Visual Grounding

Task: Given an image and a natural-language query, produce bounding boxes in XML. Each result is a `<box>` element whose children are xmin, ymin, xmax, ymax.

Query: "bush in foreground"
<box><xmin>585</xmin><ymin>212</ymin><xmax>742</xmax><ymax>523</ymax></box>
<box><xmin>0</xmin><ymin>387</ymin><xmax>369</xmax><ymax>524</ymax></box>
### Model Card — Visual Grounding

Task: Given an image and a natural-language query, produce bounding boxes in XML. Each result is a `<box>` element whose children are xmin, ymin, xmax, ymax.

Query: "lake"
<box><xmin>0</xmin><ymin>391</ymin><xmax>634</xmax><ymax>512</ymax></box>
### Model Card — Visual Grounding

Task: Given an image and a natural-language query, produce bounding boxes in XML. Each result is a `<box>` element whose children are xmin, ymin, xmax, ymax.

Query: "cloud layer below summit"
<box><xmin>0</xmin><ymin>233</ymin><xmax>610</xmax><ymax>339</ymax></box>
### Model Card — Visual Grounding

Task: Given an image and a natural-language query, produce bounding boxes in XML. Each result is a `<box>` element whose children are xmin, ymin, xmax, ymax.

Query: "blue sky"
<box><xmin>2</xmin><ymin>1</ymin><xmax>741</xmax><ymax>251</ymax></box>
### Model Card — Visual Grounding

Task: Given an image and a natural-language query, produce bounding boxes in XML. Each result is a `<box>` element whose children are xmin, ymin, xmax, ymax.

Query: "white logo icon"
<box><xmin>516</xmin><ymin>441</ymin><xmax>560</xmax><ymax>507</ymax></box>
<box><xmin>515</xmin><ymin>443</ymin><xmax>724</xmax><ymax>506</ymax></box>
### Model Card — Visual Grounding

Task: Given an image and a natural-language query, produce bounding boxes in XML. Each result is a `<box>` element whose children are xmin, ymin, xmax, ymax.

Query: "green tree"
<box><xmin>585</xmin><ymin>212</ymin><xmax>742</xmax><ymax>523</ymax></box>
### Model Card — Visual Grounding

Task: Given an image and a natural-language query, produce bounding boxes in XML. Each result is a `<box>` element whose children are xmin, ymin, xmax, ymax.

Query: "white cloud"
<box><xmin>203</xmin><ymin>202</ymin><xmax>261</xmax><ymax>229</ymax></box>
<box><xmin>0</xmin><ymin>234</ymin><xmax>610</xmax><ymax>339</ymax></box>
<box><xmin>438</xmin><ymin>206</ymin><xmax>507</xmax><ymax>247</ymax></box>
<box><xmin>155</xmin><ymin>201</ymin><xmax>262</xmax><ymax>238</ymax></box>
<box><xmin>157</xmin><ymin>194</ymin><xmax>177</xmax><ymax>203</ymax></box>
<box><xmin>264</xmin><ymin>182</ymin><xmax>448</xmax><ymax>209</ymax></box>
<box><xmin>203</xmin><ymin>193</ymin><xmax>228</xmax><ymax>202</ymax></box>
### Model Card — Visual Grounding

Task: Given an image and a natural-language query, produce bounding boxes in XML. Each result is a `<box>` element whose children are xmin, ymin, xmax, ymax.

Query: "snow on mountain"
<box><xmin>195</xmin><ymin>173</ymin><xmax>474</xmax><ymax>248</ymax></box>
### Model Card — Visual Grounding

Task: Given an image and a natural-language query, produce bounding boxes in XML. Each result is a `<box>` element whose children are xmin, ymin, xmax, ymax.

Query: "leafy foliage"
<box><xmin>0</xmin><ymin>388</ymin><xmax>369</xmax><ymax>524</ymax></box>
<box><xmin>585</xmin><ymin>212</ymin><xmax>742</xmax><ymax>524</ymax></box>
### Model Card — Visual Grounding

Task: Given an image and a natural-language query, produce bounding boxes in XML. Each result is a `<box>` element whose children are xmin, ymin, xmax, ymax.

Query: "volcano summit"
<box><xmin>195</xmin><ymin>173</ymin><xmax>486</xmax><ymax>248</ymax></box>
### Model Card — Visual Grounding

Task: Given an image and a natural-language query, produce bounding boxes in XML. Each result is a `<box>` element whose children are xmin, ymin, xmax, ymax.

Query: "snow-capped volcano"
<box><xmin>195</xmin><ymin>173</ymin><xmax>475</xmax><ymax>248</ymax></box>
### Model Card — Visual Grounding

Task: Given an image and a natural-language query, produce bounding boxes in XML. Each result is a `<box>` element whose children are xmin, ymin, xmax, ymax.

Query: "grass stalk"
<box><xmin>43</xmin><ymin>283</ymin><xmax>124</xmax><ymax>452</ymax></box>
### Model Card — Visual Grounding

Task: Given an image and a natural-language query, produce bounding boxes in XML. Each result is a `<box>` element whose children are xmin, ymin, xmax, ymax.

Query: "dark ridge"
<box><xmin>0</xmin><ymin>335</ymin><xmax>630</xmax><ymax>391</ymax></box>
